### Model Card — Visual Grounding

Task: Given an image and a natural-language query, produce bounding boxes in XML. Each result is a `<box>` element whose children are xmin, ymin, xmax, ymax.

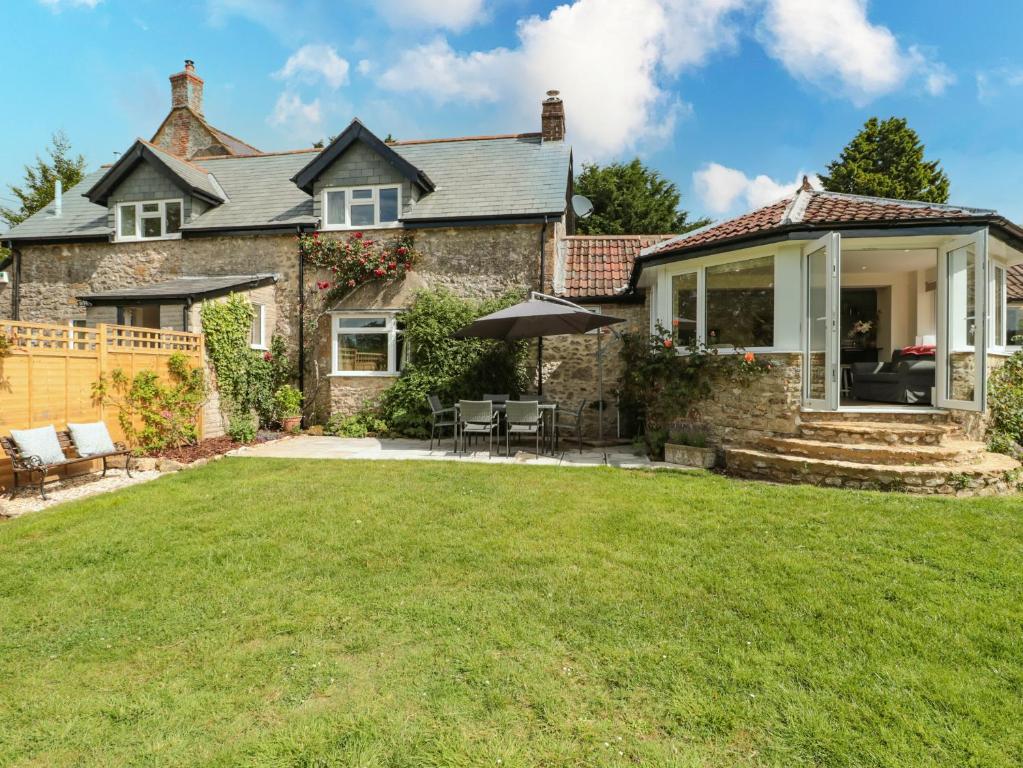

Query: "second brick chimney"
<box><xmin>170</xmin><ymin>59</ymin><xmax>204</xmax><ymax>116</ymax></box>
<box><xmin>541</xmin><ymin>90</ymin><xmax>565</xmax><ymax>142</ymax></box>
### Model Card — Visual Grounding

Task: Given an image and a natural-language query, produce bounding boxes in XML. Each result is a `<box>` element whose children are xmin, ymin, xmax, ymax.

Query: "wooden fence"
<box><xmin>0</xmin><ymin>321</ymin><xmax>205</xmax><ymax>491</ymax></box>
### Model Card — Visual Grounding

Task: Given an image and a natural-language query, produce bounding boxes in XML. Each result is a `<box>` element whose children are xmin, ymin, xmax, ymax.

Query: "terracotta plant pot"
<box><xmin>281</xmin><ymin>416</ymin><xmax>302</xmax><ymax>432</ymax></box>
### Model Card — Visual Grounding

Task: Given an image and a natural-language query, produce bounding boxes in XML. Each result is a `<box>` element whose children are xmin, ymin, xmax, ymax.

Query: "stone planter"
<box><xmin>665</xmin><ymin>442</ymin><xmax>717</xmax><ymax>469</ymax></box>
<box><xmin>281</xmin><ymin>416</ymin><xmax>302</xmax><ymax>432</ymax></box>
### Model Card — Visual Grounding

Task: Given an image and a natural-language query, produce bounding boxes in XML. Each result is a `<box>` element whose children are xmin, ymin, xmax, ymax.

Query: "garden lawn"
<box><xmin>1</xmin><ymin>459</ymin><xmax>1021</xmax><ymax>767</ymax></box>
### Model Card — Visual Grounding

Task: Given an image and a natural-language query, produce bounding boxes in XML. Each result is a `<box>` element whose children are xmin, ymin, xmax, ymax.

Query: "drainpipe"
<box><xmin>10</xmin><ymin>244</ymin><xmax>21</xmax><ymax>321</ymax></box>
<box><xmin>537</xmin><ymin>216</ymin><xmax>550</xmax><ymax>395</ymax></box>
<box><xmin>183</xmin><ymin>297</ymin><xmax>193</xmax><ymax>332</ymax></box>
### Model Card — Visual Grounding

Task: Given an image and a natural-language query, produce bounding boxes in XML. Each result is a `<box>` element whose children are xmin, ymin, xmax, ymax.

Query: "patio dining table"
<box><xmin>454</xmin><ymin>399</ymin><xmax>558</xmax><ymax>455</ymax></box>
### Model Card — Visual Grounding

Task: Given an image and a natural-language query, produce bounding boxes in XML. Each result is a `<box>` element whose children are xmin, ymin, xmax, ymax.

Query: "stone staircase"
<box><xmin>725</xmin><ymin>411</ymin><xmax>1021</xmax><ymax>496</ymax></box>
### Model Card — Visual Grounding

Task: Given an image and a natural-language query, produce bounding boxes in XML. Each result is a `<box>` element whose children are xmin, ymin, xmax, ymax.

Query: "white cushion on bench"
<box><xmin>67</xmin><ymin>421</ymin><xmax>117</xmax><ymax>457</ymax></box>
<box><xmin>10</xmin><ymin>425</ymin><xmax>66</xmax><ymax>465</ymax></box>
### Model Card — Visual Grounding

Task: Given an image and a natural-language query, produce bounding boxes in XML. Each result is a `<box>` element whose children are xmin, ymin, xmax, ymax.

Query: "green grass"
<box><xmin>1</xmin><ymin>460</ymin><xmax>1021</xmax><ymax>767</ymax></box>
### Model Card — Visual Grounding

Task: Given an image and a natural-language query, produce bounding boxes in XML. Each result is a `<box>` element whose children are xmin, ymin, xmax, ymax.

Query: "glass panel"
<box><xmin>142</xmin><ymin>202</ymin><xmax>159</xmax><ymax>213</ymax></box>
<box><xmin>142</xmin><ymin>216</ymin><xmax>162</xmax><ymax>238</ymax></box>
<box><xmin>671</xmin><ymin>272</ymin><xmax>698</xmax><ymax>347</ymax></box>
<box><xmin>119</xmin><ymin>205</ymin><xmax>137</xmax><ymax>237</ymax></box>
<box><xmin>806</xmin><ymin>246</ymin><xmax>827</xmax><ymax>401</ymax></box>
<box><xmin>250</xmin><ymin>305</ymin><xmax>263</xmax><ymax>346</ymax></box>
<box><xmin>352</xmin><ymin>188</ymin><xmax>373</xmax><ymax>199</ymax></box>
<box><xmin>379</xmin><ymin>187</ymin><xmax>399</xmax><ymax>222</ymax></box>
<box><xmin>165</xmin><ymin>201</ymin><xmax>182</xmax><ymax>234</ymax></box>
<box><xmin>946</xmin><ymin>243</ymin><xmax>976</xmax><ymax>401</ymax></box>
<box><xmin>706</xmin><ymin>255</ymin><xmax>774</xmax><ymax>348</ymax></box>
<box><xmin>337</xmin><ymin>332</ymin><xmax>388</xmax><ymax>372</ymax></box>
<box><xmin>338</xmin><ymin>316</ymin><xmax>386</xmax><ymax>329</ymax></box>
<box><xmin>326</xmin><ymin>190</ymin><xmax>345</xmax><ymax>226</ymax></box>
<box><xmin>350</xmin><ymin>203</ymin><xmax>375</xmax><ymax>226</ymax></box>
<box><xmin>994</xmin><ymin>267</ymin><xmax>1005</xmax><ymax>347</ymax></box>
<box><xmin>1009</xmin><ymin>305</ymin><xmax>1023</xmax><ymax>345</ymax></box>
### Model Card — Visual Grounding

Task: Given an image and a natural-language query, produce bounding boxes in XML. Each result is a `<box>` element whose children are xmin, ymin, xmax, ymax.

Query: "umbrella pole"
<box><xmin>598</xmin><ymin>328</ymin><xmax>607</xmax><ymax>465</ymax></box>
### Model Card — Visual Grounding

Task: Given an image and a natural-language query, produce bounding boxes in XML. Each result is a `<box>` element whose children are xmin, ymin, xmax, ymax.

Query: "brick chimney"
<box><xmin>170</xmin><ymin>59</ymin><xmax>204</xmax><ymax>116</ymax></box>
<box><xmin>541</xmin><ymin>90</ymin><xmax>565</xmax><ymax>142</ymax></box>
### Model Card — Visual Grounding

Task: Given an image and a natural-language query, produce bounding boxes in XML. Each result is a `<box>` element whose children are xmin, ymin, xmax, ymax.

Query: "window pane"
<box><xmin>338</xmin><ymin>316</ymin><xmax>386</xmax><ymax>328</ymax></box>
<box><xmin>671</xmin><ymin>272</ymin><xmax>698</xmax><ymax>346</ymax></box>
<box><xmin>119</xmin><ymin>205</ymin><xmax>137</xmax><ymax>237</ymax></box>
<box><xmin>352</xmin><ymin>188</ymin><xmax>373</xmax><ymax>199</ymax></box>
<box><xmin>165</xmin><ymin>201</ymin><xmax>182</xmax><ymax>234</ymax></box>
<box><xmin>350</xmin><ymin>203</ymin><xmax>375</xmax><ymax>226</ymax></box>
<box><xmin>250</xmin><ymin>305</ymin><xmax>263</xmax><ymax>346</ymax></box>
<box><xmin>142</xmin><ymin>216</ymin><xmax>162</xmax><ymax>238</ymax></box>
<box><xmin>337</xmin><ymin>332</ymin><xmax>388</xmax><ymax>372</ymax></box>
<box><xmin>142</xmin><ymin>202</ymin><xmax>159</xmax><ymax>214</ymax></box>
<box><xmin>379</xmin><ymin>187</ymin><xmax>399</xmax><ymax>222</ymax></box>
<box><xmin>705</xmin><ymin>255</ymin><xmax>775</xmax><ymax>348</ymax></box>
<box><xmin>1009</xmin><ymin>305</ymin><xmax>1023</xmax><ymax>345</ymax></box>
<box><xmin>995</xmin><ymin>267</ymin><xmax>1006</xmax><ymax>347</ymax></box>
<box><xmin>326</xmin><ymin>190</ymin><xmax>345</xmax><ymax>225</ymax></box>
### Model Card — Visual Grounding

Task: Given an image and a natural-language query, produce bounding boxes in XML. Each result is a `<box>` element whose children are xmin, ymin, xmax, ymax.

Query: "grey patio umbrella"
<box><xmin>453</xmin><ymin>293</ymin><xmax>625</xmax><ymax>459</ymax></box>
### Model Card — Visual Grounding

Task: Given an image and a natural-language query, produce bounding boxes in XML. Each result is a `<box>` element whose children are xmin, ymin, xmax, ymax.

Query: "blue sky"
<box><xmin>5</xmin><ymin>0</ymin><xmax>1023</xmax><ymax>226</ymax></box>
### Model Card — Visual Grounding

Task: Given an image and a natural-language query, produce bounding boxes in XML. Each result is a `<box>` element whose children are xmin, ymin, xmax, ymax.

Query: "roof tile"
<box><xmin>560</xmin><ymin>235</ymin><xmax>674</xmax><ymax>299</ymax></box>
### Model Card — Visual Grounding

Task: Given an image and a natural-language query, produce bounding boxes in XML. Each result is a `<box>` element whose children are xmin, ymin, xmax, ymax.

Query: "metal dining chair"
<box><xmin>458</xmin><ymin>400</ymin><xmax>499</xmax><ymax>458</ymax></box>
<box><xmin>504</xmin><ymin>400</ymin><xmax>543</xmax><ymax>457</ymax></box>
<box><xmin>426</xmin><ymin>394</ymin><xmax>457</xmax><ymax>452</ymax></box>
<box><xmin>555</xmin><ymin>399</ymin><xmax>587</xmax><ymax>454</ymax></box>
<box><xmin>483</xmin><ymin>393</ymin><xmax>509</xmax><ymax>404</ymax></box>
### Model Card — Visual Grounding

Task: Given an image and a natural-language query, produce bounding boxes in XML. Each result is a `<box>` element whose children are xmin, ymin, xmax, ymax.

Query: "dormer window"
<box><xmin>322</xmin><ymin>185</ymin><xmax>400</xmax><ymax>230</ymax></box>
<box><xmin>116</xmin><ymin>199</ymin><xmax>183</xmax><ymax>241</ymax></box>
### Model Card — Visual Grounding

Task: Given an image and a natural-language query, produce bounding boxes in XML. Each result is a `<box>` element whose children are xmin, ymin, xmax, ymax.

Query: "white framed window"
<box><xmin>115</xmin><ymin>199</ymin><xmax>183</xmax><ymax>242</ymax></box>
<box><xmin>250</xmin><ymin>303</ymin><xmax>266</xmax><ymax>350</ymax></box>
<box><xmin>321</xmin><ymin>185</ymin><xmax>401</xmax><ymax>230</ymax></box>
<box><xmin>664</xmin><ymin>254</ymin><xmax>776</xmax><ymax>352</ymax></box>
<box><xmin>1009</xmin><ymin>304</ymin><xmax>1023</xmax><ymax>347</ymax></box>
<box><xmin>330</xmin><ymin>312</ymin><xmax>403</xmax><ymax>376</ymax></box>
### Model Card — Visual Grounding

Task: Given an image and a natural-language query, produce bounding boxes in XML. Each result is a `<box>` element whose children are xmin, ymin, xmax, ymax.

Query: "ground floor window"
<box><xmin>331</xmin><ymin>312</ymin><xmax>403</xmax><ymax>375</ymax></box>
<box><xmin>1009</xmin><ymin>303</ymin><xmax>1023</xmax><ymax>346</ymax></box>
<box><xmin>669</xmin><ymin>255</ymin><xmax>775</xmax><ymax>350</ymax></box>
<box><xmin>250</xmin><ymin>303</ymin><xmax>266</xmax><ymax>349</ymax></box>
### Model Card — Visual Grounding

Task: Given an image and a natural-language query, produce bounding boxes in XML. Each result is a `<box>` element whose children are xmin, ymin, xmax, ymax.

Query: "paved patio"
<box><xmin>230</xmin><ymin>435</ymin><xmax>664</xmax><ymax>469</ymax></box>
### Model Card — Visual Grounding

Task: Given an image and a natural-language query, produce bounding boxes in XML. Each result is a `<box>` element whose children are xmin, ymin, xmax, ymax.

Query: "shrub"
<box><xmin>227</xmin><ymin>412</ymin><xmax>257</xmax><ymax>443</ymax></box>
<box><xmin>324</xmin><ymin>410</ymin><xmax>388</xmax><ymax>438</ymax></box>
<box><xmin>273</xmin><ymin>384</ymin><xmax>303</xmax><ymax>419</ymax></box>
<box><xmin>987</xmin><ymin>351</ymin><xmax>1023</xmax><ymax>455</ymax></box>
<box><xmin>375</xmin><ymin>289</ymin><xmax>530</xmax><ymax>438</ymax></box>
<box><xmin>92</xmin><ymin>352</ymin><xmax>207</xmax><ymax>454</ymax></box>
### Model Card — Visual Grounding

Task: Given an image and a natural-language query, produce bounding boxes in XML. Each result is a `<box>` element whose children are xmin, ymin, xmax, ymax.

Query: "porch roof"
<box><xmin>637</xmin><ymin>183</ymin><xmax>1023</xmax><ymax>271</ymax></box>
<box><xmin>557</xmin><ymin>234</ymin><xmax>674</xmax><ymax>300</ymax></box>
<box><xmin>77</xmin><ymin>274</ymin><xmax>277</xmax><ymax>304</ymax></box>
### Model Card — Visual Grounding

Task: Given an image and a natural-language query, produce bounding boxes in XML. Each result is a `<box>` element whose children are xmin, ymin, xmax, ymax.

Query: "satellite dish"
<box><xmin>571</xmin><ymin>194</ymin><xmax>594</xmax><ymax>219</ymax></box>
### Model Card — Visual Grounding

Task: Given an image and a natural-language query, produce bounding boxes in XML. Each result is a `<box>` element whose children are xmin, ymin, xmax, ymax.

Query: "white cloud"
<box><xmin>694</xmin><ymin>162</ymin><xmax>816</xmax><ymax>215</ymax></box>
<box><xmin>375</xmin><ymin>0</ymin><xmax>488</xmax><ymax>32</ymax></box>
<box><xmin>976</xmin><ymin>67</ymin><xmax>1023</xmax><ymax>104</ymax></box>
<box><xmin>38</xmin><ymin>0</ymin><xmax>101</xmax><ymax>8</ymax></box>
<box><xmin>275</xmin><ymin>44</ymin><xmax>350</xmax><ymax>89</ymax></box>
<box><xmin>268</xmin><ymin>91</ymin><xmax>323</xmax><ymax>137</ymax></box>
<box><xmin>758</xmin><ymin>0</ymin><xmax>950</xmax><ymax>105</ymax></box>
<box><xmin>357</xmin><ymin>59</ymin><xmax>372</xmax><ymax>76</ymax></box>
<box><xmin>378</xmin><ymin>0</ymin><xmax>746</xmax><ymax>160</ymax></box>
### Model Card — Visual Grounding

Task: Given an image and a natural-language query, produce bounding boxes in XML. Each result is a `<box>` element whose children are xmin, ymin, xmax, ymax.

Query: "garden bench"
<box><xmin>2</xmin><ymin>428</ymin><xmax>133</xmax><ymax>500</ymax></box>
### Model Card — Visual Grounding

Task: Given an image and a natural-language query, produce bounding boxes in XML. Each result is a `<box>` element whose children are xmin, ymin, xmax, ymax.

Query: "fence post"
<box><xmin>97</xmin><ymin>324</ymin><xmax>108</xmax><ymax>425</ymax></box>
<box><xmin>197</xmin><ymin>333</ymin><xmax>206</xmax><ymax>440</ymax></box>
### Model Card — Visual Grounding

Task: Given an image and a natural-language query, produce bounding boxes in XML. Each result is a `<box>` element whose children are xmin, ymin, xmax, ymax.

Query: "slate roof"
<box><xmin>559</xmin><ymin>235</ymin><xmax>673</xmax><ymax>299</ymax></box>
<box><xmin>78</xmin><ymin>274</ymin><xmax>277</xmax><ymax>303</ymax></box>
<box><xmin>85</xmin><ymin>140</ymin><xmax>225</xmax><ymax>206</ymax></box>
<box><xmin>4</xmin><ymin>132</ymin><xmax>570</xmax><ymax>242</ymax></box>
<box><xmin>642</xmin><ymin>189</ymin><xmax>998</xmax><ymax>260</ymax></box>
<box><xmin>1009</xmin><ymin>265</ymin><xmax>1023</xmax><ymax>301</ymax></box>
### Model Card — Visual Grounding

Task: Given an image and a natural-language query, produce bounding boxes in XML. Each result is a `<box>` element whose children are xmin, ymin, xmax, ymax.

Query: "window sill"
<box><xmin>319</xmin><ymin>223</ymin><xmax>402</xmax><ymax>232</ymax></box>
<box><xmin>329</xmin><ymin>371</ymin><xmax>400</xmax><ymax>378</ymax></box>
<box><xmin>114</xmin><ymin>233</ymin><xmax>183</xmax><ymax>243</ymax></box>
<box><xmin>250</xmin><ymin>345</ymin><xmax>268</xmax><ymax>351</ymax></box>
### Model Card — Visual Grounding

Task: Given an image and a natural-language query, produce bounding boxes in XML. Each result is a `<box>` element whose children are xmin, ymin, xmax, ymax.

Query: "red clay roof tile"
<box><xmin>560</xmin><ymin>234</ymin><xmax>674</xmax><ymax>299</ymax></box>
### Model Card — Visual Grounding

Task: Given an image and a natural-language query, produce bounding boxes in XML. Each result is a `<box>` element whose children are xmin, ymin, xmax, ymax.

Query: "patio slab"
<box><xmin>230</xmin><ymin>435</ymin><xmax>666</xmax><ymax>469</ymax></box>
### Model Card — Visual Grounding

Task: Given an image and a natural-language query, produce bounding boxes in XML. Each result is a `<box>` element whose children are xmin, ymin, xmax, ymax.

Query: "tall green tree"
<box><xmin>819</xmin><ymin>117</ymin><xmax>950</xmax><ymax>203</ymax></box>
<box><xmin>0</xmin><ymin>131</ymin><xmax>87</xmax><ymax>229</ymax></box>
<box><xmin>574</xmin><ymin>159</ymin><xmax>710</xmax><ymax>235</ymax></box>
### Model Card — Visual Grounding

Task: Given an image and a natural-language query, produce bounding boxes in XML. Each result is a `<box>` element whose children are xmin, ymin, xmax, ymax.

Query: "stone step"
<box><xmin>799</xmin><ymin>420</ymin><xmax>953</xmax><ymax>446</ymax></box>
<box><xmin>725</xmin><ymin>447</ymin><xmax>1021</xmax><ymax>496</ymax></box>
<box><xmin>758</xmin><ymin>436</ymin><xmax>986</xmax><ymax>467</ymax></box>
<box><xmin>799</xmin><ymin>409</ymin><xmax>953</xmax><ymax>426</ymax></box>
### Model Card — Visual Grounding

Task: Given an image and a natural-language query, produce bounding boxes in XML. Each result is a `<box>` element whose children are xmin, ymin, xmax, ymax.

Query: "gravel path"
<box><xmin>1</xmin><ymin>469</ymin><xmax>162</xmax><ymax>519</ymax></box>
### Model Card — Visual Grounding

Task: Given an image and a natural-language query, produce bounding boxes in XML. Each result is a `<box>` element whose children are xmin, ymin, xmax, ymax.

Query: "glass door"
<box><xmin>803</xmin><ymin>233</ymin><xmax>841</xmax><ymax>409</ymax></box>
<box><xmin>937</xmin><ymin>231</ymin><xmax>987</xmax><ymax>411</ymax></box>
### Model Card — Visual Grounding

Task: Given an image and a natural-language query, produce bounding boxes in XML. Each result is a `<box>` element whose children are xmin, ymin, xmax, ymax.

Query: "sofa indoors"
<box><xmin>850</xmin><ymin>348</ymin><xmax>936</xmax><ymax>405</ymax></box>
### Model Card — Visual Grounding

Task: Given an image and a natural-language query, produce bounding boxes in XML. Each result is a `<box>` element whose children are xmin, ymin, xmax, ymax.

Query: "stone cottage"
<box><xmin>1</xmin><ymin>60</ymin><xmax>643</xmax><ymax>429</ymax></box>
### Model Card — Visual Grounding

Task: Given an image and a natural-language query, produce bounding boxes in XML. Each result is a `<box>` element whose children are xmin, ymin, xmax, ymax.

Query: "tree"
<box><xmin>1</xmin><ymin>131</ymin><xmax>87</xmax><ymax>229</ymax></box>
<box><xmin>574</xmin><ymin>159</ymin><xmax>710</xmax><ymax>235</ymax></box>
<box><xmin>819</xmin><ymin>117</ymin><xmax>949</xmax><ymax>203</ymax></box>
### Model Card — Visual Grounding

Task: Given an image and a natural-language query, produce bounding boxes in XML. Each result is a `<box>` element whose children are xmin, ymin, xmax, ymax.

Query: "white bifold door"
<box><xmin>803</xmin><ymin>232</ymin><xmax>841</xmax><ymax>410</ymax></box>
<box><xmin>937</xmin><ymin>230</ymin><xmax>988</xmax><ymax>411</ymax></box>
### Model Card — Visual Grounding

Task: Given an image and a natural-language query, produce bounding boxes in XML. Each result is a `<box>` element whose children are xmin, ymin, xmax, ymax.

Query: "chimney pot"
<box><xmin>541</xmin><ymin>89</ymin><xmax>565</xmax><ymax>142</ymax></box>
<box><xmin>184</xmin><ymin>59</ymin><xmax>195</xmax><ymax>72</ymax></box>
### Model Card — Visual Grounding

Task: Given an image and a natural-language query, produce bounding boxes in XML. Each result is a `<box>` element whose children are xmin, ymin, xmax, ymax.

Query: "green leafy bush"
<box><xmin>227</xmin><ymin>412</ymin><xmax>257</xmax><ymax>443</ymax></box>
<box><xmin>92</xmin><ymin>353</ymin><xmax>207</xmax><ymax>454</ymax></box>
<box><xmin>987</xmin><ymin>351</ymin><xmax>1023</xmax><ymax>455</ymax></box>
<box><xmin>201</xmin><ymin>295</ymin><xmax>293</xmax><ymax>428</ymax></box>
<box><xmin>324</xmin><ymin>411</ymin><xmax>388</xmax><ymax>438</ymax></box>
<box><xmin>375</xmin><ymin>289</ymin><xmax>530</xmax><ymax>438</ymax></box>
<box><xmin>273</xmin><ymin>384</ymin><xmax>303</xmax><ymax>419</ymax></box>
